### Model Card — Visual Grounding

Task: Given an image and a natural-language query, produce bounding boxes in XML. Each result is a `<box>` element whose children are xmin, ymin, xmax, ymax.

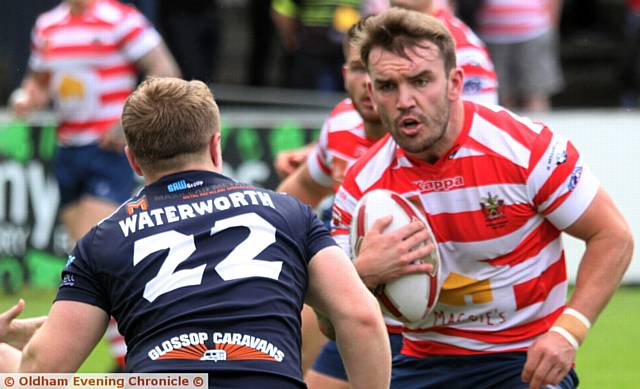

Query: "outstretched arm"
<box><xmin>522</xmin><ymin>187</ymin><xmax>633</xmax><ymax>389</ymax></box>
<box><xmin>277</xmin><ymin>161</ymin><xmax>333</xmax><ymax>207</ymax></box>
<box><xmin>0</xmin><ymin>299</ymin><xmax>46</xmax><ymax>350</ymax></box>
<box><xmin>306</xmin><ymin>246</ymin><xmax>391</xmax><ymax>389</ymax></box>
<box><xmin>20</xmin><ymin>301</ymin><xmax>109</xmax><ymax>372</ymax></box>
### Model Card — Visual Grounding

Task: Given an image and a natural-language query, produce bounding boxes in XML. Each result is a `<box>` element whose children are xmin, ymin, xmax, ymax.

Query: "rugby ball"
<box><xmin>350</xmin><ymin>189</ymin><xmax>440</xmax><ymax>323</ymax></box>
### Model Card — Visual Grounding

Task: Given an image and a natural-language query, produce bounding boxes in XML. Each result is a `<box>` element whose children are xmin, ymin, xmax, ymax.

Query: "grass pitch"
<box><xmin>1</xmin><ymin>286</ymin><xmax>638</xmax><ymax>387</ymax></box>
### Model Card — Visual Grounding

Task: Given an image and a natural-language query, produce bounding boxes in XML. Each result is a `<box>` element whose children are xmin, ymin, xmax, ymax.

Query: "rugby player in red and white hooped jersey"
<box><xmin>277</xmin><ymin>3</ymin><xmax>498</xmax><ymax>386</ymax></box>
<box><xmin>332</xmin><ymin>8</ymin><xmax>633</xmax><ymax>389</ymax></box>
<box><xmin>10</xmin><ymin>0</ymin><xmax>180</xmax><ymax>372</ymax></box>
<box><xmin>273</xmin><ymin>0</ymin><xmax>498</xmax><ymax>180</ymax></box>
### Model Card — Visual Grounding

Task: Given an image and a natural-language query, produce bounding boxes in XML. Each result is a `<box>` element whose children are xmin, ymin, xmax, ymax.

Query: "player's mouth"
<box><xmin>359</xmin><ymin>97</ymin><xmax>374</xmax><ymax>109</ymax></box>
<box><xmin>398</xmin><ymin>116</ymin><xmax>421</xmax><ymax>135</ymax></box>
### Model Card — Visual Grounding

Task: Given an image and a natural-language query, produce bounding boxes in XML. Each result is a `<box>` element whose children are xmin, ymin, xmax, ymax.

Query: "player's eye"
<box><xmin>377</xmin><ymin>82</ymin><xmax>395</xmax><ymax>92</ymax></box>
<box><xmin>413</xmin><ymin>79</ymin><xmax>428</xmax><ymax>88</ymax></box>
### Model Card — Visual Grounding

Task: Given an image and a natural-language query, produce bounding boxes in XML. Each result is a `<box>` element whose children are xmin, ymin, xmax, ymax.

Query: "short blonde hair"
<box><xmin>358</xmin><ymin>7</ymin><xmax>457</xmax><ymax>74</ymax></box>
<box><xmin>122</xmin><ymin>78</ymin><xmax>220</xmax><ymax>174</ymax></box>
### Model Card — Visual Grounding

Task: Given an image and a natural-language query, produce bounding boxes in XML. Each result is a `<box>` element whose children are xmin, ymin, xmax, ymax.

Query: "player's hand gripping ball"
<box><xmin>350</xmin><ymin>189</ymin><xmax>441</xmax><ymax>323</ymax></box>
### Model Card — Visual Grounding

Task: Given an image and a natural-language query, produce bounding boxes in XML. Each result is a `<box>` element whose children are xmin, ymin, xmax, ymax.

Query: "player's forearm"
<box><xmin>568</xmin><ymin>223</ymin><xmax>633</xmax><ymax>323</ymax></box>
<box><xmin>271</xmin><ymin>10</ymin><xmax>298</xmax><ymax>51</ymax></box>
<box><xmin>12</xmin><ymin>73</ymin><xmax>50</xmax><ymax>114</ymax></box>
<box><xmin>276</xmin><ymin>165</ymin><xmax>331</xmax><ymax>208</ymax></box>
<box><xmin>137</xmin><ymin>43</ymin><xmax>181</xmax><ymax>78</ymax></box>
<box><xmin>333</xmin><ymin>295</ymin><xmax>391</xmax><ymax>389</ymax></box>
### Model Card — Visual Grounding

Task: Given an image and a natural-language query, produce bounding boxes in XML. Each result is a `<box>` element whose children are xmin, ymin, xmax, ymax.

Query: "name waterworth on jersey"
<box><xmin>119</xmin><ymin>190</ymin><xmax>275</xmax><ymax>237</ymax></box>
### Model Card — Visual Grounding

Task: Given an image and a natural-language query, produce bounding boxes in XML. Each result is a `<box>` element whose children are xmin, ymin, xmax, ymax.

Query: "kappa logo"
<box><xmin>414</xmin><ymin>176</ymin><xmax>464</xmax><ymax>193</ymax></box>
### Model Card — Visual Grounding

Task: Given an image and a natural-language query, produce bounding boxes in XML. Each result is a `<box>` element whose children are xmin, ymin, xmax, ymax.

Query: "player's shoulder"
<box><xmin>325</xmin><ymin>98</ymin><xmax>363</xmax><ymax>133</ymax></box>
<box><xmin>340</xmin><ymin>133</ymin><xmax>397</xmax><ymax>191</ymax></box>
<box><xmin>435</xmin><ymin>9</ymin><xmax>485</xmax><ymax>50</ymax></box>
<box><xmin>468</xmin><ymin>102</ymin><xmax>552</xmax><ymax>158</ymax></box>
<box><xmin>34</xmin><ymin>3</ymin><xmax>70</xmax><ymax>32</ymax></box>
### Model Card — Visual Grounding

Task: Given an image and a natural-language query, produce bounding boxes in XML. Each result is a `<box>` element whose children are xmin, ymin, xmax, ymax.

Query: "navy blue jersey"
<box><xmin>56</xmin><ymin>171</ymin><xmax>336</xmax><ymax>387</ymax></box>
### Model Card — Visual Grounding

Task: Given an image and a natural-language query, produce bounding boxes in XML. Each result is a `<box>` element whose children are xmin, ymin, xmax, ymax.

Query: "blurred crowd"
<box><xmin>1</xmin><ymin>0</ymin><xmax>640</xmax><ymax>109</ymax></box>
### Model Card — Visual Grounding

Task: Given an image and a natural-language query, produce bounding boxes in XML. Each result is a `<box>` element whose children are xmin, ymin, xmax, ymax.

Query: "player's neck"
<box><xmin>68</xmin><ymin>0</ymin><xmax>95</xmax><ymax>15</ymax></box>
<box><xmin>364</xmin><ymin>120</ymin><xmax>387</xmax><ymax>141</ymax></box>
<box><xmin>143</xmin><ymin>162</ymin><xmax>221</xmax><ymax>185</ymax></box>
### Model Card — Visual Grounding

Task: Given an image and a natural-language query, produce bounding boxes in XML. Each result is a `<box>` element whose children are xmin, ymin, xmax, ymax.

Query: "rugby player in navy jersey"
<box><xmin>11</xmin><ymin>78</ymin><xmax>391</xmax><ymax>388</ymax></box>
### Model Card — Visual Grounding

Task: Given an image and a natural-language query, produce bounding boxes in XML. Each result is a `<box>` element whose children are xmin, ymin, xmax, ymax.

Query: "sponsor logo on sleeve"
<box><xmin>61</xmin><ymin>274</ymin><xmax>75</xmax><ymax>286</ymax></box>
<box><xmin>568</xmin><ymin>166</ymin><xmax>583</xmax><ymax>191</ymax></box>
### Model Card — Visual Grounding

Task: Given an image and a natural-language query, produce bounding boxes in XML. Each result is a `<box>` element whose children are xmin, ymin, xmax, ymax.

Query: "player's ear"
<box><xmin>209</xmin><ymin>132</ymin><xmax>223</xmax><ymax>173</ymax></box>
<box><xmin>366</xmin><ymin>80</ymin><xmax>378</xmax><ymax>112</ymax></box>
<box><xmin>124</xmin><ymin>146</ymin><xmax>144</xmax><ymax>177</ymax></box>
<box><xmin>448</xmin><ymin>67</ymin><xmax>464</xmax><ymax>101</ymax></box>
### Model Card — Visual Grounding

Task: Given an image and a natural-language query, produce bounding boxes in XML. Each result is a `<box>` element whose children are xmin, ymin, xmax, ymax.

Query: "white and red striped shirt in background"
<box><xmin>29</xmin><ymin>0</ymin><xmax>161</xmax><ymax>146</ymax></box>
<box><xmin>332</xmin><ymin>101</ymin><xmax>599</xmax><ymax>356</ymax></box>
<box><xmin>477</xmin><ymin>0</ymin><xmax>555</xmax><ymax>44</ymax></box>
<box><xmin>434</xmin><ymin>8</ymin><xmax>498</xmax><ymax>105</ymax></box>
<box><xmin>307</xmin><ymin>99</ymin><xmax>381</xmax><ymax>190</ymax></box>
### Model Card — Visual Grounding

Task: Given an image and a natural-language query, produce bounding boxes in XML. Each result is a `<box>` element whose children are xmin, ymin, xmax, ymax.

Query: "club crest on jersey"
<box><xmin>479</xmin><ymin>192</ymin><xmax>507</xmax><ymax>229</ymax></box>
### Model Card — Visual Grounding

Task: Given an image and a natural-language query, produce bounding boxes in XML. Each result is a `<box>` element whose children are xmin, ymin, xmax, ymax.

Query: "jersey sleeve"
<box><xmin>116</xmin><ymin>6</ymin><xmax>162</xmax><ymax>61</ymax></box>
<box><xmin>300</xmin><ymin>201</ymin><xmax>339</xmax><ymax>262</ymax></box>
<box><xmin>306</xmin><ymin>120</ymin><xmax>334</xmax><ymax>188</ymax></box>
<box><xmin>458</xmin><ymin>47</ymin><xmax>499</xmax><ymax>105</ymax></box>
<box><xmin>55</xmin><ymin>228</ymin><xmax>111</xmax><ymax>314</ymax></box>
<box><xmin>331</xmin><ymin>177</ymin><xmax>363</xmax><ymax>257</ymax></box>
<box><xmin>526</xmin><ymin>128</ymin><xmax>600</xmax><ymax>230</ymax></box>
<box><xmin>28</xmin><ymin>20</ymin><xmax>47</xmax><ymax>72</ymax></box>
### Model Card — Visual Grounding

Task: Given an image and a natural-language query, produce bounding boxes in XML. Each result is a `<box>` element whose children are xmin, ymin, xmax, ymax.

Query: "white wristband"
<box><xmin>549</xmin><ymin>326</ymin><xmax>579</xmax><ymax>350</ymax></box>
<box><xmin>564</xmin><ymin>308</ymin><xmax>592</xmax><ymax>329</ymax></box>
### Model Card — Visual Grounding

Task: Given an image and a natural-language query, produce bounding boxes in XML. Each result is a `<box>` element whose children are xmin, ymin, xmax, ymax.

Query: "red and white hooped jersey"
<box><xmin>307</xmin><ymin>99</ymin><xmax>382</xmax><ymax>189</ymax></box>
<box><xmin>332</xmin><ymin>100</ymin><xmax>600</xmax><ymax>356</ymax></box>
<box><xmin>477</xmin><ymin>0</ymin><xmax>554</xmax><ymax>44</ymax></box>
<box><xmin>434</xmin><ymin>8</ymin><xmax>498</xmax><ymax>105</ymax></box>
<box><xmin>29</xmin><ymin>0</ymin><xmax>161</xmax><ymax>145</ymax></box>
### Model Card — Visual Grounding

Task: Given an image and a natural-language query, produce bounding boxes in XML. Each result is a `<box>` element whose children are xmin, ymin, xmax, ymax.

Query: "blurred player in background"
<box><xmin>476</xmin><ymin>0</ymin><xmax>564</xmax><ymax>112</ymax></box>
<box><xmin>9</xmin><ymin>0</ymin><xmax>180</xmax><ymax>372</ymax></box>
<box><xmin>274</xmin><ymin>0</ymin><xmax>497</xmax><ymax>180</ymax></box>
<box><xmin>9</xmin><ymin>78</ymin><xmax>391</xmax><ymax>388</ymax></box>
<box><xmin>333</xmin><ymin>8</ymin><xmax>633</xmax><ymax>388</ymax></box>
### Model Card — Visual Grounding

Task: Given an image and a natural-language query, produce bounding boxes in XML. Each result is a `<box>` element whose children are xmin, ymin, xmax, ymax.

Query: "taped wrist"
<box><xmin>549</xmin><ymin>308</ymin><xmax>592</xmax><ymax>350</ymax></box>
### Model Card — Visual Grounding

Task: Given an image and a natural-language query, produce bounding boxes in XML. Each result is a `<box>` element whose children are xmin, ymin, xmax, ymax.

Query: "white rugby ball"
<box><xmin>350</xmin><ymin>189</ymin><xmax>440</xmax><ymax>323</ymax></box>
